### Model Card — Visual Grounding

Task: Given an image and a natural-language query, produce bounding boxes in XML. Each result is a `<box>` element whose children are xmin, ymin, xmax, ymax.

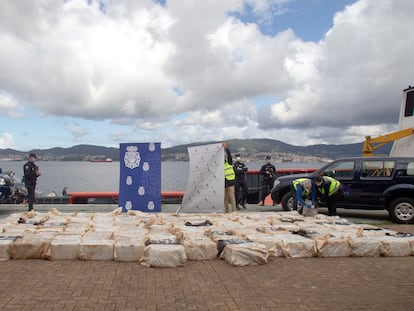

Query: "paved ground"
<box><xmin>0</xmin><ymin>253</ymin><xmax>413</xmax><ymax>310</ymax></box>
<box><xmin>0</xmin><ymin>204</ymin><xmax>413</xmax><ymax>310</ymax></box>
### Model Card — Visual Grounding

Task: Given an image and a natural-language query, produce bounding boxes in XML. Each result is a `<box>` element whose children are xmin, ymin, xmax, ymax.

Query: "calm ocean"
<box><xmin>0</xmin><ymin>161</ymin><xmax>324</xmax><ymax>195</ymax></box>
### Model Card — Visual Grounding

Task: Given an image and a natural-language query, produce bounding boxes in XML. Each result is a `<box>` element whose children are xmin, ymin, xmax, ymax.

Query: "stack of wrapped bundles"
<box><xmin>113</xmin><ymin>213</ymin><xmax>147</xmax><ymax>262</ymax></box>
<box><xmin>170</xmin><ymin>216</ymin><xmax>217</xmax><ymax>261</ymax></box>
<box><xmin>0</xmin><ymin>209</ymin><xmax>412</xmax><ymax>266</ymax></box>
<box><xmin>139</xmin><ymin>214</ymin><xmax>186</xmax><ymax>267</ymax></box>
<box><xmin>218</xmin><ymin>239</ymin><xmax>269</xmax><ymax>266</ymax></box>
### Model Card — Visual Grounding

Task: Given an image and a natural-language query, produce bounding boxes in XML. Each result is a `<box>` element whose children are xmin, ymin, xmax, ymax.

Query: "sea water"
<box><xmin>0</xmin><ymin>161</ymin><xmax>324</xmax><ymax>194</ymax></box>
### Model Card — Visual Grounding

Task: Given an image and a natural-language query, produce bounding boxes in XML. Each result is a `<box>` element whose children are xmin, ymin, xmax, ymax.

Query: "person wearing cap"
<box><xmin>233</xmin><ymin>154</ymin><xmax>248</xmax><ymax>209</ymax></box>
<box><xmin>314</xmin><ymin>174</ymin><xmax>341</xmax><ymax>216</ymax></box>
<box><xmin>23</xmin><ymin>153</ymin><xmax>41</xmax><ymax>211</ymax></box>
<box><xmin>291</xmin><ymin>178</ymin><xmax>317</xmax><ymax>212</ymax></box>
<box><xmin>258</xmin><ymin>155</ymin><xmax>277</xmax><ymax>205</ymax></box>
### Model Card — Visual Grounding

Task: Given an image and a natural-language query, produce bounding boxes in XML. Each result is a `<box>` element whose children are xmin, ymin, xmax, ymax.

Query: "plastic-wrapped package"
<box><xmin>79</xmin><ymin>239</ymin><xmax>114</xmax><ymax>260</ymax></box>
<box><xmin>246</xmin><ymin>233</ymin><xmax>286</xmax><ymax>257</ymax></box>
<box><xmin>219</xmin><ymin>241</ymin><xmax>268</xmax><ymax>266</ymax></box>
<box><xmin>140</xmin><ymin>244</ymin><xmax>186</xmax><ymax>267</ymax></box>
<box><xmin>0</xmin><ymin>210</ymin><xmax>412</xmax><ymax>264</ymax></box>
<box><xmin>302</xmin><ymin>206</ymin><xmax>317</xmax><ymax>217</ymax></box>
<box><xmin>46</xmin><ymin>235</ymin><xmax>82</xmax><ymax>260</ymax></box>
<box><xmin>0</xmin><ymin>236</ymin><xmax>21</xmax><ymax>260</ymax></box>
<box><xmin>349</xmin><ymin>237</ymin><xmax>383</xmax><ymax>257</ymax></box>
<box><xmin>315</xmin><ymin>236</ymin><xmax>352</xmax><ymax>257</ymax></box>
<box><xmin>114</xmin><ymin>236</ymin><xmax>146</xmax><ymax>262</ymax></box>
<box><xmin>278</xmin><ymin>234</ymin><xmax>317</xmax><ymax>258</ymax></box>
<box><xmin>83</xmin><ymin>230</ymin><xmax>114</xmax><ymax>241</ymax></box>
<box><xmin>376</xmin><ymin>236</ymin><xmax>412</xmax><ymax>257</ymax></box>
<box><xmin>205</xmin><ymin>229</ymin><xmax>240</xmax><ymax>242</ymax></box>
<box><xmin>182</xmin><ymin>237</ymin><xmax>217</xmax><ymax>260</ymax></box>
<box><xmin>9</xmin><ymin>235</ymin><xmax>54</xmax><ymax>259</ymax></box>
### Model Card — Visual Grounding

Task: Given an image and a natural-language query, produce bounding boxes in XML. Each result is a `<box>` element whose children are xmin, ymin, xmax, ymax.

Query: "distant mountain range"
<box><xmin>0</xmin><ymin>138</ymin><xmax>392</xmax><ymax>162</ymax></box>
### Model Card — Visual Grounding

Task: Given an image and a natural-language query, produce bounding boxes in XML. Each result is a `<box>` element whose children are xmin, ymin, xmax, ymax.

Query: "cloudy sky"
<box><xmin>1</xmin><ymin>0</ymin><xmax>413</xmax><ymax>151</ymax></box>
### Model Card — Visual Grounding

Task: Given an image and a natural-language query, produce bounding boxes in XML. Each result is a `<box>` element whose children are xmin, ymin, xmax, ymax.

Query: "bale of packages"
<box><xmin>279</xmin><ymin>234</ymin><xmax>317</xmax><ymax>258</ymax></box>
<box><xmin>302</xmin><ymin>206</ymin><xmax>317</xmax><ymax>217</ymax></box>
<box><xmin>45</xmin><ymin>235</ymin><xmax>82</xmax><ymax>260</ymax></box>
<box><xmin>0</xmin><ymin>237</ymin><xmax>20</xmax><ymax>260</ymax></box>
<box><xmin>219</xmin><ymin>241</ymin><xmax>268</xmax><ymax>266</ymax></box>
<box><xmin>246</xmin><ymin>234</ymin><xmax>285</xmax><ymax>257</ymax></box>
<box><xmin>140</xmin><ymin>244</ymin><xmax>186</xmax><ymax>267</ymax></box>
<box><xmin>315</xmin><ymin>236</ymin><xmax>352</xmax><ymax>257</ymax></box>
<box><xmin>79</xmin><ymin>238</ymin><xmax>114</xmax><ymax>261</ymax></box>
<box><xmin>9</xmin><ymin>236</ymin><xmax>52</xmax><ymax>259</ymax></box>
<box><xmin>114</xmin><ymin>236</ymin><xmax>146</xmax><ymax>262</ymax></box>
<box><xmin>0</xmin><ymin>210</ymin><xmax>412</xmax><ymax>264</ymax></box>
<box><xmin>377</xmin><ymin>236</ymin><xmax>412</xmax><ymax>257</ymax></box>
<box><xmin>182</xmin><ymin>237</ymin><xmax>217</xmax><ymax>260</ymax></box>
<box><xmin>349</xmin><ymin>237</ymin><xmax>383</xmax><ymax>257</ymax></box>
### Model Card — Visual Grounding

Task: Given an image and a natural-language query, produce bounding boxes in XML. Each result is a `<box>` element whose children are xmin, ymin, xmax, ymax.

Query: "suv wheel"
<box><xmin>388</xmin><ymin>197</ymin><xmax>414</xmax><ymax>224</ymax></box>
<box><xmin>281</xmin><ymin>192</ymin><xmax>304</xmax><ymax>214</ymax></box>
<box><xmin>281</xmin><ymin>192</ymin><xmax>294</xmax><ymax>211</ymax></box>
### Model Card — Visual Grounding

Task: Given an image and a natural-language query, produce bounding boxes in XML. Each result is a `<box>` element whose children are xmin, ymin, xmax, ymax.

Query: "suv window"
<box><xmin>361</xmin><ymin>160</ymin><xmax>395</xmax><ymax>179</ymax></box>
<box><xmin>403</xmin><ymin>162</ymin><xmax>414</xmax><ymax>176</ymax></box>
<box><xmin>321</xmin><ymin>161</ymin><xmax>355</xmax><ymax>180</ymax></box>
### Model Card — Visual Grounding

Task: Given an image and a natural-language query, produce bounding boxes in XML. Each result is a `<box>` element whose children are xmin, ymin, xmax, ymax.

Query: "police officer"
<box><xmin>314</xmin><ymin>174</ymin><xmax>341</xmax><ymax>216</ymax></box>
<box><xmin>258</xmin><ymin>155</ymin><xmax>277</xmax><ymax>205</ymax></box>
<box><xmin>233</xmin><ymin>154</ymin><xmax>248</xmax><ymax>209</ymax></box>
<box><xmin>23</xmin><ymin>153</ymin><xmax>41</xmax><ymax>211</ymax></box>
<box><xmin>291</xmin><ymin>178</ymin><xmax>317</xmax><ymax>212</ymax></box>
<box><xmin>223</xmin><ymin>144</ymin><xmax>236</xmax><ymax>213</ymax></box>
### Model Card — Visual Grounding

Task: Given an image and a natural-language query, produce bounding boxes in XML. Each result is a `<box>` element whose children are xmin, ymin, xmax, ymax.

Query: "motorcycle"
<box><xmin>0</xmin><ymin>169</ymin><xmax>27</xmax><ymax>204</ymax></box>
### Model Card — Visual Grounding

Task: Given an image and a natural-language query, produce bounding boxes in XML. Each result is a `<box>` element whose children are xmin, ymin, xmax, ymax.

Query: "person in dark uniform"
<box><xmin>233</xmin><ymin>154</ymin><xmax>248</xmax><ymax>209</ymax></box>
<box><xmin>23</xmin><ymin>153</ymin><xmax>41</xmax><ymax>211</ymax></box>
<box><xmin>258</xmin><ymin>155</ymin><xmax>277</xmax><ymax>205</ymax></box>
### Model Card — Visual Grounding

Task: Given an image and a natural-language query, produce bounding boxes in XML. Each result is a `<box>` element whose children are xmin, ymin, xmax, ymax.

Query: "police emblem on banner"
<box><xmin>119</xmin><ymin>143</ymin><xmax>161</xmax><ymax>213</ymax></box>
<box><xmin>124</xmin><ymin>145</ymin><xmax>141</xmax><ymax>169</ymax></box>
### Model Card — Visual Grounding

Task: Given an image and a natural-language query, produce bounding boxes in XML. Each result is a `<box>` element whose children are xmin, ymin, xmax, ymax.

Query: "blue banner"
<box><xmin>119</xmin><ymin>143</ymin><xmax>161</xmax><ymax>212</ymax></box>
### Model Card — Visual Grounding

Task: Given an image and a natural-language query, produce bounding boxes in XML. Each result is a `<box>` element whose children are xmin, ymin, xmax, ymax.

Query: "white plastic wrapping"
<box><xmin>114</xmin><ymin>236</ymin><xmax>146</xmax><ymax>262</ymax></box>
<box><xmin>0</xmin><ymin>210</ymin><xmax>410</xmax><ymax>266</ymax></box>
<box><xmin>46</xmin><ymin>235</ymin><xmax>82</xmax><ymax>260</ymax></box>
<box><xmin>315</xmin><ymin>236</ymin><xmax>352</xmax><ymax>257</ymax></box>
<box><xmin>79</xmin><ymin>239</ymin><xmax>114</xmax><ymax>260</ymax></box>
<box><xmin>140</xmin><ymin>244</ymin><xmax>186</xmax><ymax>267</ymax></box>
<box><xmin>219</xmin><ymin>242</ymin><xmax>268</xmax><ymax>266</ymax></box>
<box><xmin>183</xmin><ymin>237</ymin><xmax>217</xmax><ymax>260</ymax></box>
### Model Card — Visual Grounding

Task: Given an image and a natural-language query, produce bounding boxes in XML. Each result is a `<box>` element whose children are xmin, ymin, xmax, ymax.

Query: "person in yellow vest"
<box><xmin>291</xmin><ymin>178</ymin><xmax>317</xmax><ymax>212</ymax></box>
<box><xmin>223</xmin><ymin>143</ymin><xmax>236</xmax><ymax>213</ymax></box>
<box><xmin>314</xmin><ymin>174</ymin><xmax>341</xmax><ymax>216</ymax></box>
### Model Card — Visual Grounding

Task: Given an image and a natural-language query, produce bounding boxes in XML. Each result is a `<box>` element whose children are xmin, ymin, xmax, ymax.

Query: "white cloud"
<box><xmin>63</xmin><ymin>122</ymin><xmax>91</xmax><ymax>142</ymax></box>
<box><xmin>262</xmin><ymin>0</ymin><xmax>414</xmax><ymax>139</ymax></box>
<box><xmin>0</xmin><ymin>0</ymin><xmax>413</xmax><ymax>149</ymax></box>
<box><xmin>0</xmin><ymin>133</ymin><xmax>14</xmax><ymax>149</ymax></box>
<box><xmin>0</xmin><ymin>91</ymin><xmax>24</xmax><ymax>118</ymax></box>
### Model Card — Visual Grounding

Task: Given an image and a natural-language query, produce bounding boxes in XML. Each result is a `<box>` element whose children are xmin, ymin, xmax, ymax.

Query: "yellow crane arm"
<box><xmin>363</xmin><ymin>128</ymin><xmax>414</xmax><ymax>157</ymax></box>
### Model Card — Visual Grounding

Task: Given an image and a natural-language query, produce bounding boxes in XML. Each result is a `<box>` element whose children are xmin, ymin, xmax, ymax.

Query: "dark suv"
<box><xmin>271</xmin><ymin>157</ymin><xmax>414</xmax><ymax>224</ymax></box>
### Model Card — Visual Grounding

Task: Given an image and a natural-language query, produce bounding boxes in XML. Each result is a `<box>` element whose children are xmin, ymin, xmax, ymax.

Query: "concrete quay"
<box><xmin>0</xmin><ymin>202</ymin><xmax>392</xmax><ymax>224</ymax></box>
<box><xmin>0</xmin><ymin>203</ymin><xmax>412</xmax><ymax>311</ymax></box>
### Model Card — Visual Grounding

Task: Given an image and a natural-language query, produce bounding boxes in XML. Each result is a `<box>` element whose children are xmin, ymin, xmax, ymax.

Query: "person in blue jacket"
<box><xmin>291</xmin><ymin>178</ymin><xmax>317</xmax><ymax>212</ymax></box>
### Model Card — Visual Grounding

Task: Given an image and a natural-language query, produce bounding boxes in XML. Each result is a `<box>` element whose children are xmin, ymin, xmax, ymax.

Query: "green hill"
<box><xmin>0</xmin><ymin>139</ymin><xmax>392</xmax><ymax>162</ymax></box>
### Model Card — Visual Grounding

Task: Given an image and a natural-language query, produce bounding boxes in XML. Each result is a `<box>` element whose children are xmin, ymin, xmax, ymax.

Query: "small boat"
<box><xmin>89</xmin><ymin>158</ymin><xmax>113</xmax><ymax>163</ymax></box>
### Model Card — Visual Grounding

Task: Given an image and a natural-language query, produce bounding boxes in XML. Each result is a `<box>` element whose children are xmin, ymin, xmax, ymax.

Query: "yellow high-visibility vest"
<box><xmin>292</xmin><ymin>178</ymin><xmax>312</xmax><ymax>194</ymax></box>
<box><xmin>317</xmin><ymin>176</ymin><xmax>341</xmax><ymax>196</ymax></box>
<box><xmin>224</xmin><ymin>161</ymin><xmax>236</xmax><ymax>181</ymax></box>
